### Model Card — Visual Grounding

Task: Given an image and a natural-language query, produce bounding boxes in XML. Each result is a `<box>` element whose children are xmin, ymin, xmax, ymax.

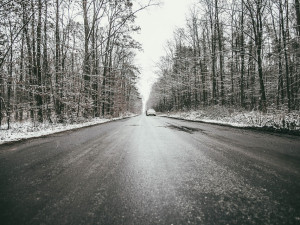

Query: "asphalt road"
<box><xmin>0</xmin><ymin>115</ymin><xmax>300</xmax><ymax>225</ymax></box>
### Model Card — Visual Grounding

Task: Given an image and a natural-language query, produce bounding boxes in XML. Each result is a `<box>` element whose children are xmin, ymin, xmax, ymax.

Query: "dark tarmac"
<box><xmin>0</xmin><ymin>115</ymin><xmax>299</xmax><ymax>224</ymax></box>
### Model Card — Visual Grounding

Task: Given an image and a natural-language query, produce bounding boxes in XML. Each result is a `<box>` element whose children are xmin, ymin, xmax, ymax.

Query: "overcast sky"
<box><xmin>133</xmin><ymin>0</ymin><xmax>197</xmax><ymax>110</ymax></box>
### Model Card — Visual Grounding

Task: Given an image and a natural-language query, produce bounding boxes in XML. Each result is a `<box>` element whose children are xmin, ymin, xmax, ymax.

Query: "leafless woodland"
<box><xmin>0</xmin><ymin>0</ymin><xmax>156</xmax><ymax>128</ymax></box>
<box><xmin>149</xmin><ymin>0</ymin><xmax>300</xmax><ymax>116</ymax></box>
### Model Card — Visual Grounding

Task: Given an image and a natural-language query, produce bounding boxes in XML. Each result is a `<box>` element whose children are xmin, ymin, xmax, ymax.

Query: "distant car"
<box><xmin>146</xmin><ymin>109</ymin><xmax>156</xmax><ymax>116</ymax></box>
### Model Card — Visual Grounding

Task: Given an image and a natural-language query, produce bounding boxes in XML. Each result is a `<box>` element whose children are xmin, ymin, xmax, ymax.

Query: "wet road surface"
<box><xmin>0</xmin><ymin>115</ymin><xmax>300</xmax><ymax>224</ymax></box>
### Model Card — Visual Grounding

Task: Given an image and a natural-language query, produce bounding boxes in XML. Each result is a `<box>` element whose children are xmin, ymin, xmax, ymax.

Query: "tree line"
<box><xmin>148</xmin><ymin>0</ymin><xmax>300</xmax><ymax>114</ymax></box>
<box><xmin>0</xmin><ymin>0</ymin><xmax>153</xmax><ymax>129</ymax></box>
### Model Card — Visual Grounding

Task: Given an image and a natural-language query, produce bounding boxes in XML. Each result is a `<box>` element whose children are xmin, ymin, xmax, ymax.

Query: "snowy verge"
<box><xmin>0</xmin><ymin>113</ymin><xmax>137</xmax><ymax>145</ymax></box>
<box><xmin>159</xmin><ymin>107</ymin><xmax>300</xmax><ymax>135</ymax></box>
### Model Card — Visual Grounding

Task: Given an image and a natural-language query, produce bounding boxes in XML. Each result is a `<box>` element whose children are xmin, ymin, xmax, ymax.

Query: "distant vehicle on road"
<box><xmin>146</xmin><ymin>109</ymin><xmax>156</xmax><ymax>116</ymax></box>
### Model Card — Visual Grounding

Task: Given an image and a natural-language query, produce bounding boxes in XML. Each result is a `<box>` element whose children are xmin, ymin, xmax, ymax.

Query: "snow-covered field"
<box><xmin>0</xmin><ymin>113</ymin><xmax>137</xmax><ymax>145</ymax></box>
<box><xmin>161</xmin><ymin>106</ymin><xmax>300</xmax><ymax>133</ymax></box>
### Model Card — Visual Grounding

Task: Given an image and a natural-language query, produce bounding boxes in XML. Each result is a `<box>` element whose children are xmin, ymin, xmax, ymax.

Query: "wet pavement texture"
<box><xmin>0</xmin><ymin>115</ymin><xmax>300</xmax><ymax>224</ymax></box>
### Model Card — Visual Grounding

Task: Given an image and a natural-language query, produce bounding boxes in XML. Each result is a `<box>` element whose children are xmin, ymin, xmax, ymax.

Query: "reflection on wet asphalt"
<box><xmin>0</xmin><ymin>115</ymin><xmax>300</xmax><ymax>224</ymax></box>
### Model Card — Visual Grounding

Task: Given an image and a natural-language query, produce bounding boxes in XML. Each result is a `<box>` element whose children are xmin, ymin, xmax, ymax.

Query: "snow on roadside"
<box><xmin>161</xmin><ymin>107</ymin><xmax>300</xmax><ymax>132</ymax></box>
<box><xmin>0</xmin><ymin>113</ymin><xmax>137</xmax><ymax>145</ymax></box>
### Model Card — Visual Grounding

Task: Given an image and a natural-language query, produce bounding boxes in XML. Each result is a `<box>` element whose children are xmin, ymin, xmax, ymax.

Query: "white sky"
<box><xmin>133</xmin><ymin>0</ymin><xmax>197</xmax><ymax>111</ymax></box>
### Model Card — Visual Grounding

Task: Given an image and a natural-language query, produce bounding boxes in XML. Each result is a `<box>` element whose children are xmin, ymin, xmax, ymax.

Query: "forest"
<box><xmin>148</xmin><ymin>0</ymin><xmax>300</xmax><ymax>116</ymax></box>
<box><xmin>0</xmin><ymin>0</ymin><xmax>153</xmax><ymax>129</ymax></box>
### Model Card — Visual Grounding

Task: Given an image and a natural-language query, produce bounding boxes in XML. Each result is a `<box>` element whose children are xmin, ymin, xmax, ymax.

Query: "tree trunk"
<box><xmin>82</xmin><ymin>0</ymin><xmax>90</xmax><ymax>89</ymax></box>
<box><xmin>246</xmin><ymin>0</ymin><xmax>267</xmax><ymax>111</ymax></box>
<box><xmin>209</xmin><ymin>7</ymin><xmax>217</xmax><ymax>105</ymax></box>
<box><xmin>7</xmin><ymin>20</ymin><xmax>13</xmax><ymax>129</ymax></box>
<box><xmin>23</xmin><ymin>1</ymin><xmax>34</xmax><ymax>119</ymax></box>
<box><xmin>280</xmin><ymin>0</ymin><xmax>291</xmax><ymax>111</ymax></box>
<box><xmin>240</xmin><ymin>0</ymin><xmax>245</xmax><ymax>107</ymax></box>
<box><xmin>295</xmin><ymin>0</ymin><xmax>300</xmax><ymax>37</ymax></box>
<box><xmin>55</xmin><ymin>0</ymin><xmax>62</xmax><ymax>121</ymax></box>
<box><xmin>215</xmin><ymin>0</ymin><xmax>224</xmax><ymax>105</ymax></box>
<box><xmin>36</xmin><ymin>0</ymin><xmax>43</xmax><ymax>122</ymax></box>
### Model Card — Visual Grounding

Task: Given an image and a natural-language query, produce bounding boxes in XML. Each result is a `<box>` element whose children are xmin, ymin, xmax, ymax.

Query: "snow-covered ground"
<box><xmin>160</xmin><ymin>106</ymin><xmax>300</xmax><ymax>133</ymax></box>
<box><xmin>0</xmin><ymin>113</ymin><xmax>137</xmax><ymax>145</ymax></box>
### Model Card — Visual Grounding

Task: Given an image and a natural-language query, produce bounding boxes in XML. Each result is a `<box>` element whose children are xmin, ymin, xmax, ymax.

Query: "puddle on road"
<box><xmin>126</xmin><ymin>123</ymin><xmax>204</xmax><ymax>134</ymax></box>
<box><xmin>166</xmin><ymin>124</ymin><xmax>203</xmax><ymax>134</ymax></box>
